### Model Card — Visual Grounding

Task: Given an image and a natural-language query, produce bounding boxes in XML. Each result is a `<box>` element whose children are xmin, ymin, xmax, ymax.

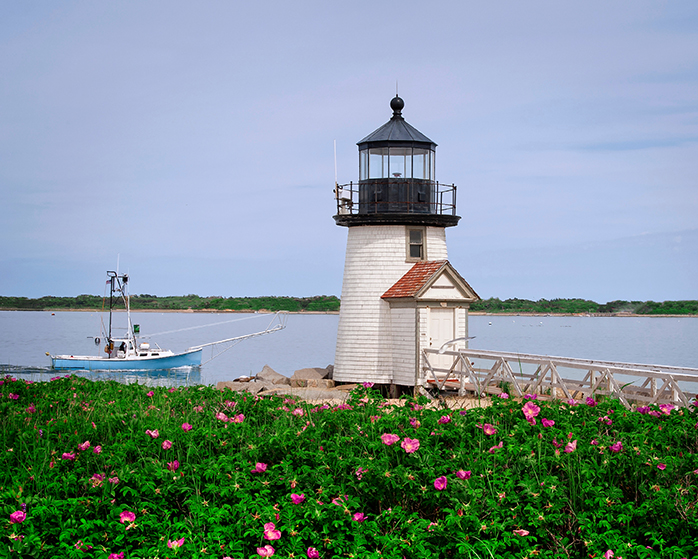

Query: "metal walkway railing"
<box><xmin>421</xmin><ymin>348</ymin><xmax>698</xmax><ymax>409</ymax></box>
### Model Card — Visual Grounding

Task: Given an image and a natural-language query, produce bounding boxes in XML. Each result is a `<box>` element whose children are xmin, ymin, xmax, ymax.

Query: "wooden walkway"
<box><xmin>421</xmin><ymin>348</ymin><xmax>698</xmax><ymax>409</ymax></box>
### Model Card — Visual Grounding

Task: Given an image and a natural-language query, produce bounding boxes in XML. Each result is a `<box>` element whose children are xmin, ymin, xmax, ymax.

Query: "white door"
<box><xmin>428</xmin><ymin>307</ymin><xmax>455</xmax><ymax>371</ymax></box>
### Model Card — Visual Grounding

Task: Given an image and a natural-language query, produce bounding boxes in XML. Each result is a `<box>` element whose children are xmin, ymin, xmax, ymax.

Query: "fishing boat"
<box><xmin>50</xmin><ymin>271</ymin><xmax>287</xmax><ymax>371</ymax></box>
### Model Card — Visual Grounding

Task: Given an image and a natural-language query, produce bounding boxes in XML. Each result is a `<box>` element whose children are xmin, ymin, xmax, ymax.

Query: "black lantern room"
<box><xmin>334</xmin><ymin>95</ymin><xmax>459</xmax><ymax>227</ymax></box>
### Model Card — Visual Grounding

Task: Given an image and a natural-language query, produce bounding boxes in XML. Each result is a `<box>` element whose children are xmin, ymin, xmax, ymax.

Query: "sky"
<box><xmin>0</xmin><ymin>0</ymin><xmax>696</xmax><ymax>303</ymax></box>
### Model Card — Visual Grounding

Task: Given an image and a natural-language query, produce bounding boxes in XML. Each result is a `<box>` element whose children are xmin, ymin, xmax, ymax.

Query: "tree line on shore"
<box><xmin>470</xmin><ymin>297</ymin><xmax>698</xmax><ymax>315</ymax></box>
<box><xmin>0</xmin><ymin>294</ymin><xmax>341</xmax><ymax>313</ymax></box>
<box><xmin>0</xmin><ymin>295</ymin><xmax>697</xmax><ymax>315</ymax></box>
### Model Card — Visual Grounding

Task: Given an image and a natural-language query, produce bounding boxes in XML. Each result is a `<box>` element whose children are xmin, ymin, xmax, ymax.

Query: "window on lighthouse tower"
<box><xmin>407</xmin><ymin>228</ymin><xmax>425</xmax><ymax>261</ymax></box>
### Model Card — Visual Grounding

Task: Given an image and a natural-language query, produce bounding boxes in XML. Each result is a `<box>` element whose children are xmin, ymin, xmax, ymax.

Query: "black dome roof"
<box><xmin>357</xmin><ymin>96</ymin><xmax>436</xmax><ymax>149</ymax></box>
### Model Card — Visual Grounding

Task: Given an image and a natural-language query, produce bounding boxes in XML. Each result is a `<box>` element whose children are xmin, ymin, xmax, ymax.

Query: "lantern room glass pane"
<box><xmin>369</xmin><ymin>148</ymin><xmax>388</xmax><ymax>179</ymax></box>
<box><xmin>413</xmin><ymin>149</ymin><xmax>427</xmax><ymax>179</ymax></box>
<box><xmin>359</xmin><ymin>149</ymin><xmax>368</xmax><ymax>180</ymax></box>
<box><xmin>389</xmin><ymin>147</ymin><xmax>410</xmax><ymax>178</ymax></box>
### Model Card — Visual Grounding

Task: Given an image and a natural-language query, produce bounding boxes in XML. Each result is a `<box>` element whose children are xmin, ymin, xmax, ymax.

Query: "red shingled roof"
<box><xmin>382</xmin><ymin>260</ymin><xmax>448</xmax><ymax>299</ymax></box>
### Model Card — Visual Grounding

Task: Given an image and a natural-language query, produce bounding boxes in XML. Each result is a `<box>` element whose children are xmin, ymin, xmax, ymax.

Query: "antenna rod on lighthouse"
<box><xmin>333</xmin><ymin>139</ymin><xmax>338</xmax><ymax>187</ymax></box>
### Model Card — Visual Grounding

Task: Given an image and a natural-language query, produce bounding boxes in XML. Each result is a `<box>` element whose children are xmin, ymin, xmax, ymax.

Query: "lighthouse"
<box><xmin>333</xmin><ymin>95</ymin><xmax>479</xmax><ymax>392</ymax></box>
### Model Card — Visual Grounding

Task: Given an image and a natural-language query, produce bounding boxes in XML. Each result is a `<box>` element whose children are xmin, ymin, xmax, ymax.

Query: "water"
<box><xmin>0</xmin><ymin>311</ymin><xmax>338</xmax><ymax>386</ymax></box>
<box><xmin>1</xmin><ymin>311</ymin><xmax>697</xmax><ymax>387</ymax></box>
<box><xmin>468</xmin><ymin>315</ymin><xmax>698</xmax><ymax>369</ymax></box>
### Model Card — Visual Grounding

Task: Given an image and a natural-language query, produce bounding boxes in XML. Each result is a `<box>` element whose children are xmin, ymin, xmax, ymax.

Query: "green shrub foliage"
<box><xmin>1</xmin><ymin>376</ymin><xmax>697</xmax><ymax>558</ymax></box>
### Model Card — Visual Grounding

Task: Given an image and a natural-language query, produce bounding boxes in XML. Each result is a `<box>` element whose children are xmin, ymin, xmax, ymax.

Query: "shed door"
<box><xmin>428</xmin><ymin>307</ymin><xmax>455</xmax><ymax>371</ymax></box>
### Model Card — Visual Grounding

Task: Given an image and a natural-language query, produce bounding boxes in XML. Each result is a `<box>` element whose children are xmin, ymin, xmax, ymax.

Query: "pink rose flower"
<box><xmin>77</xmin><ymin>441</ymin><xmax>90</xmax><ymax>451</ymax></box>
<box><xmin>352</xmin><ymin>512</ymin><xmax>366</xmax><ymax>522</ymax></box>
<box><xmin>291</xmin><ymin>493</ymin><xmax>305</xmax><ymax>504</ymax></box>
<box><xmin>307</xmin><ymin>547</ymin><xmax>320</xmax><ymax>559</ymax></box>
<box><xmin>488</xmin><ymin>441</ymin><xmax>504</xmax><ymax>454</ymax></box>
<box><xmin>9</xmin><ymin>510</ymin><xmax>26</xmax><ymax>524</ymax></box>
<box><xmin>93</xmin><ymin>445</ymin><xmax>102</xmax><ymax>454</ymax></box>
<box><xmin>482</xmin><ymin>423</ymin><xmax>497</xmax><ymax>436</ymax></box>
<box><xmin>90</xmin><ymin>474</ymin><xmax>104</xmax><ymax>487</ymax></box>
<box><xmin>513</xmin><ymin>529</ymin><xmax>529</xmax><ymax>536</ymax></box>
<box><xmin>263</xmin><ymin>522</ymin><xmax>281</xmax><ymax>541</ymax></box>
<box><xmin>167</xmin><ymin>460</ymin><xmax>179</xmax><ymax>471</ymax></box>
<box><xmin>181</xmin><ymin>423</ymin><xmax>193</xmax><ymax>431</ymax></box>
<box><xmin>252</xmin><ymin>462</ymin><xmax>268</xmax><ymax>473</ymax></box>
<box><xmin>456</xmin><ymin>470</ymin><xmax>471</xmax><ymax>480</ymax></box>
<box><xmin>162</xmin><ymin>440</ymin><xmax>173</xmax><ymax>450</ymax></box>
<box><xmin>257</xmin><ymin>545</ymin><xmax>275</xmax><ymax>557</ymax></box>
<box><xmin>380</xmin><ymin>433</ymin><xmax>400</xmax><ymax>446</ymax></box>
<box><xmin>541</xmin><ymin>418</ymin><xmax>555</xmax><ymax>428</ymax></box>
<box><xmin>659</xmin><ymin>403</ymin><xmax>674</xmax><ymax>415</ymax></box>
<box><xmin>437</xmin><ymin>415</ymin><xmax>451</xmax><ymax>424</ymax></box>
<box><xmin>401</xmin><ymin>438</ymin><xmax>420</xmax><ymax>454</ymax></box>
<box><xmin>564</xmin><ymin>440</ymin><xmax>577</xmax><ymax>453</ymax></box>
<box><xmin>434</xmin><ymin>476</ymin><xmax>447</xmax><ymax>491</ymax></box>
<box><xmin>522</xmin><ymin>401</ymin><xmax>540</xmax><ymax>425</ymax></box>
<box><xmin>232</xmin><ymin>413</ymin><xmax>245</xmax><ymax>423</ymax></box>
<box><xmin>119</xmin><ymin>510</ymin><xmax>135</xmax><ymax>524</ymax></box>
<box><xmin>167</xmin><ymin>537</ymin><xmax>184</xmax><ymax>549</ymax></box>
<box><xmin>145</xmin><ymin>429</ymin><xmax>159</xmax><ymax>439</ymax></box>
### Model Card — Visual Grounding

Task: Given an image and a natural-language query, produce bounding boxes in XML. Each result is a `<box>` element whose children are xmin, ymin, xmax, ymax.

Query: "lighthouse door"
<box><xmin>428</xmin><ymin>307</ymin><xmax>455</xmax><ymax>371</ymax></box>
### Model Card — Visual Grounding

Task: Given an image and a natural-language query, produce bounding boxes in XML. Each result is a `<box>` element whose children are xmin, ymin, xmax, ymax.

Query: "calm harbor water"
<box><xmin>0</xmin><ymin>311</ymin><xmax>696</xmax><ymax>387</ymax></box>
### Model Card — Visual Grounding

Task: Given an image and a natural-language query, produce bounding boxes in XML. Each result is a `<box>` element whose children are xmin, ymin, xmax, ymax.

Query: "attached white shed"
<box><xmin>381</xmin><ymin>260</ymin><xmax>480</xmax><ymax>386</ymax></box>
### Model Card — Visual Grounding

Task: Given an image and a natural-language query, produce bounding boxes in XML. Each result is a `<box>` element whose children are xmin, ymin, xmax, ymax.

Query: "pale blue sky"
<box><xmin>1</xmin><ymin>1</ymin><xmax>696</xmax><ymax>302</ymax></box>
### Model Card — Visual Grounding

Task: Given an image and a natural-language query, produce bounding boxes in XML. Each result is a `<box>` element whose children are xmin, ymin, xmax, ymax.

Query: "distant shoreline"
<box><xmin>2</xmin><ymin>296</ymin><xmax>695</xmax><ymax>316</ymax></box>
<box><xmin>468</xmin><ymin>311</ymin><xmax>697</xmax><ymax>318</ymax></box>
<box><xmin>1</xmin><ymin>308</ymin><xmax>695</xmax><ymax>318</ymax></box>
<box><xmin>0</xmin><ymin>308</ymin><xmax>341</xmax><ymax>315</ymax></box>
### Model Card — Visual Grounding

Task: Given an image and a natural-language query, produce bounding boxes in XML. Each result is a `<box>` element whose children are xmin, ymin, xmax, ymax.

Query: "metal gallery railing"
<box><xmin>421</xmin><ymin>348</ymin><xmax>698</xmax><ymax>409</ymax></box>
<box><xmin>335</xmin><ymin>181</ymin><xmax>456</xmax><ymax>216</ymax></box>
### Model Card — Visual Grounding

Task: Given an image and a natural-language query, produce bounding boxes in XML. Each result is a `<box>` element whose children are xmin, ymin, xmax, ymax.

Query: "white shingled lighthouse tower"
<box><xmin>333</xmin><ymin>95</ymin><xmax>479</xmax><ymax>391</ymax></box>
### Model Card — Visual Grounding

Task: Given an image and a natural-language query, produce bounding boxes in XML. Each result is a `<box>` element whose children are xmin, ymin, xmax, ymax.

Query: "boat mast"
<box><xmin>107</xmin><ymin>270</ymin><xmax>117</xmax><ymax>344</ymax></box>
<box><xmin>122</xmin><ymin>274</ymin><xmax>136</xmax><ymax>351</ymax></box>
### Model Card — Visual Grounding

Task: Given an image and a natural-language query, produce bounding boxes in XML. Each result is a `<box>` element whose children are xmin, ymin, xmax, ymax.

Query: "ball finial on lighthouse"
<box><xmin>390</xmin><ymin>95</ymin><xmax>404</xmax><ymax>116</ymax></box>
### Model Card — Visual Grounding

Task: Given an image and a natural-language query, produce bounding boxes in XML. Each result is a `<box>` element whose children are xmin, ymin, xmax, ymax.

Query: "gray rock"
<box><xmin>334</xmin><ymin>383</ymin><xmax>359</xmax><ymax>391</ymax></box>
<box><xmin>218</xmin><ymin>379</ymin><xmax>275</xmax><ymax>394</ymax></box>
<box><xmin>325</xmin><ymin>364</ymin><xmax>334</xmax><ymax>379</ymax></box>
<box><xmin>257</xmin><ymin>364</ymin><xmax>291</xmax><ymax>385</ymax></box>
<box><xmin>292</xmin><ymin>367</ymin><xmax>328</xmax><ymax>380</ymax></box>
<box><xmin>307</xmin><ymin>378</ymin><xmax>335</xmax><ymax>389</ymax></box>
